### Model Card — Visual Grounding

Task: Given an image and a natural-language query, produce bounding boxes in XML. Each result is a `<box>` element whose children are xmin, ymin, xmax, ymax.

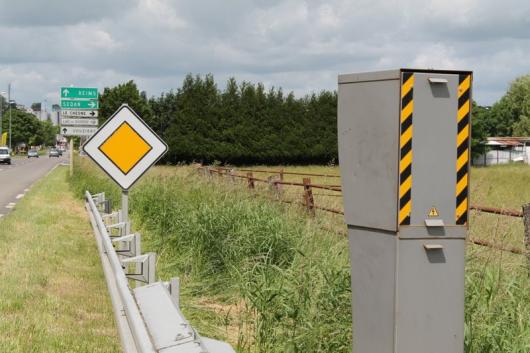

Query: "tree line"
<box><xmin>100</xmin><ymin>74</ymin><xmax>337</xmax><ymax>165</ymax></box>
<box><xmin>472</xmin><ymin>74</ymin><xmax>530</xmax><ymax>142</ymax></box>
<box><xmin>99</xmin><ymin>73</ymin><xmax>530</xmax><ymax>165</ymax></box>
<box><xmin>0</xmin><ymin>103</ymin><xmax>57</xmax><ymax>148</ymax></box>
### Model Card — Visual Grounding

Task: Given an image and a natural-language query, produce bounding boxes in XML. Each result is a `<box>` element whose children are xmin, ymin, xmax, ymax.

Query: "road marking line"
<box><xmin>16</xmin><ymin>194</ymin><xmax>24</xmax><ymax>199</ymax></box>
<box><xmin>24</xmin><ymin>188</ymin><xmax>30</xmax><ymax>192</ymax></box>
<box><xmin>6</xmin><ymin>203</ymin><xmax>16</xmax><ymax>209</ymax></box>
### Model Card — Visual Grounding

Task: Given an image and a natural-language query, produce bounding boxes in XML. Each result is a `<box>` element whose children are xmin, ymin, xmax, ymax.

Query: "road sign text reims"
<box><xmin>61</xmin><ymin>87</ymin><xmax>98</xmax><ymax>99</ymax></box>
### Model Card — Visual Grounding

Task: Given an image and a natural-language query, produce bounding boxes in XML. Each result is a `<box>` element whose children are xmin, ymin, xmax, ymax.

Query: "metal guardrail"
<box><xmin>85</xmin><ymin>191</ymin><xmax>235</xmax><ymax>353</ymax></box>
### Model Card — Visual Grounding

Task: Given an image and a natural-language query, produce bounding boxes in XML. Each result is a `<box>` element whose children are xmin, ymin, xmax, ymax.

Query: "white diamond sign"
<box><xmin>83</xmin><ymin>104</ymin><xmax>168</xmax><ymax>190</ymax></box>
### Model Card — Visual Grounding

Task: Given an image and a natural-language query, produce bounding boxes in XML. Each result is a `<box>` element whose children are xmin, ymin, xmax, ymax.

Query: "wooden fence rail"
<box><xmin>215</xmin><ymin>166</ymin><xmax>341</xmax><ymax>178</ymax></box>
<box><xmin>470</xmin><ymin>205</ymin><xmax>523</xmax><ymax>218</ymax></box>
<box><xmin>198</xmin><ymin>165</ymin><xmax>529</xmax><ymax>257</ymax></box>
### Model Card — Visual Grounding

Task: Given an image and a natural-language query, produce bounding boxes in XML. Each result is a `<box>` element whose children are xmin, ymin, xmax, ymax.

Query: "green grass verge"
<box><xmin>0</xmin><ymin>166</ymin><xmax>120</xmax><ymax>353</ymax></box>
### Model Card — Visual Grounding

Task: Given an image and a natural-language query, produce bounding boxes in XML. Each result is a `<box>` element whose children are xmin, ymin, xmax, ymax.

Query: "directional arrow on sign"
<box><xmin>63</xmin><ymin>88</ymin><xmax>70</xmax><ymax>96</ymax></box>
<box><xmin>61</xmin><ymin>99</ymin><xmax>99</xmax><ymax>109</ymax></box>
<box><xmin>61</xmin><ymin>110</ymin><xmax>99</xmax><ymax>118</ymax></box>
<box><xmin>62</xmin><ymin>126</ymin><xmax>98</xmax><ymax>136</ymax></box>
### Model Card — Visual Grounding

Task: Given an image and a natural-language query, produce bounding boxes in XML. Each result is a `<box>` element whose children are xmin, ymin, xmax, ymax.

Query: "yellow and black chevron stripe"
<box><xmin>399</xmin><ymin>72</ymin><xmax>414</xmax><ymax>225</ymax></box>
<box><xmin>456</xmin><ymin>74</ymin><xmax>471</xmax><ymax>224</ymax></box>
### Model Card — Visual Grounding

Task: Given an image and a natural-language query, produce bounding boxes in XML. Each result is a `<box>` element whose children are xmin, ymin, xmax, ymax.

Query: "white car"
<box><xmin>0</xmin><ymin>147</ymin><xmax>11</xmax><ymax>164</ymax></box>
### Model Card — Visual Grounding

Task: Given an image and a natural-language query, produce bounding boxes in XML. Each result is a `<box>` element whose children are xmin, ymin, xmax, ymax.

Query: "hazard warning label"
<box><xmin>428</xmin><ymin>207</ymin><xmax>439</xmax><ymax>217</ymax></box>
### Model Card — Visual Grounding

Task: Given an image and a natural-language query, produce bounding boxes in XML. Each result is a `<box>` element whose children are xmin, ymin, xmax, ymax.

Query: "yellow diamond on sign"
<box><xmin>99</xmin><ymin>122</ymin><xmax>152</xmax><ymax>174</ymax></box>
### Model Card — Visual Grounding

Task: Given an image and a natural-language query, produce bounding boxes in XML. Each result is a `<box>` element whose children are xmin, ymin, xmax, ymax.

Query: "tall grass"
<box><xmin>69</xmin><ymin>157</ymin><xmax>530</xmax><ymax>353</ymax></box>
<box><xmin>465</xmin><ymin>250</ymin><xmax>530</xmax><ymax>352</ymax></box>
<box><xmin>69</xmin><ymin>158</ymin><xmax>352</xmax><ymax>352</ymax></box>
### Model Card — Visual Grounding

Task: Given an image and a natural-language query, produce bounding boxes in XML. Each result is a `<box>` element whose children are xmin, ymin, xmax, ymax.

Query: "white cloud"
<box><xmin>412</xmin><ymin>44</ymin><xmax>465</xmax><ymax>70</ymax></box>
<box><xmin>0</xmin><ymin>0</ymin><xmax>529</xmax><ymax>107</ymax></box>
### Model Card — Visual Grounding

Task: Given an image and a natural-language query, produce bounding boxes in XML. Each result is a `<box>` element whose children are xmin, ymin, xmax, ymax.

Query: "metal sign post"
<box><xmin>69</xmin><ymin>138</ymin><xmax>74</xmax><ymax>177</ymax></box>
<box><xmin>122</xmin><ymin>189</ymin><xmax>129</xmax><ymax>234</ymax></box>
<box><xmin>338</xmin><ymin>68</ymin><xmax>472</xmax><ymax>353</ymax></box>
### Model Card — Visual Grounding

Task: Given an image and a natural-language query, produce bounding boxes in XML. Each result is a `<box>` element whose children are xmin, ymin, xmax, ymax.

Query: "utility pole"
<box><xmin>8</xmin><ymin>83</ymin><xmax>12</xmax><ymax>150</ymax></box>
<box><xmin>0</xmin><ymin>90</ymin><xmax>3</xmax><ymax>140</ymax></box>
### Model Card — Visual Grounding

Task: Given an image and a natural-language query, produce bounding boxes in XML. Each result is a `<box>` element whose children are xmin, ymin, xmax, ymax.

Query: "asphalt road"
<box><xmin>0</xmin><ymin>155</ymin><xmax>67</xmax><ymax>218</ymax></box>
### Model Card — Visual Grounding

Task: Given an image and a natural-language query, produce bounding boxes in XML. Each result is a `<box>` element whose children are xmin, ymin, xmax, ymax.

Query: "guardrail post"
<box><xmin>169</xmin><ymin>277</ymin><xmax>180</xmax><ymax>308</ymax></box>
<box><xmin>103</xmin><ymin>199</ymin><xmax>112</xmax><ymax>214</ymax></box>
<box><xmin>523</xmin><ymin>203</ymin><xmax>530</xmax><ymax>271</ymax></box>
<box><xmin>229</xmin><ymin>169</ymin><xmax>236</xmax><ymax>183</ymax></box>
<box><xmin>303</xmin><ymin>178</ymin><xmax>315</xmax><ymax>216</ymax></box>
<box><xmin>247</xmin><ymin>172</ymin><xmax>255</xmax><ymax>189</ymax></box>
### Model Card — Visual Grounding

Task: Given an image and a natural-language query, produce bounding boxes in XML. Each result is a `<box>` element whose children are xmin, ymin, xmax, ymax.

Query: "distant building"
<box><xmin>16</xmin><ymin>104</ymin><xmax>34</xmax><ymax>114</ymax></box>
<box><xmin>473</xmin><ymin>137</ymin><xmax>530</xmax><ymax>165</ymax></box>
<box><xmin>50</xmin><ymin>111</ymin><xmax>59</xmax><ymax>125</ymax></box>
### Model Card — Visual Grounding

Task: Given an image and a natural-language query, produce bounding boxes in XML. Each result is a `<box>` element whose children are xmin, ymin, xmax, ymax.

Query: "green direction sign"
<box><xmin>61</xmin><ymin>99</ymin><xmax>99</xmax><ymax>109</ymax></box>
<box><xmin>60</xmin><ymin>87</ymin><xmax>98</xmax><ymax>99</ymax></box>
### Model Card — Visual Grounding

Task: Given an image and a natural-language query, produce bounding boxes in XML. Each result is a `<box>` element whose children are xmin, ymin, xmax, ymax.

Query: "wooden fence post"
<box><xmin>303</xmin><ymin>177</ymin><xmax>315</xmax><ymax>216</ymax></box>
<box><xmin>247</xmin><ymin>172</ymin><xmax>255</xmax><ymax>189</ymax></box>
<box><xmin>523</xmin><ymin>203</ymin><xmax>530</xmax><ymax>271</ymax></box>
<box><xmin>278</xmin><ymin>169</ymin><xmax>284</xmax><ymax>194</ymax></box>
<box><xmin>268</xmin><ymin>175</ymin><xmax>281</xmax><ymax>199</ymax></box>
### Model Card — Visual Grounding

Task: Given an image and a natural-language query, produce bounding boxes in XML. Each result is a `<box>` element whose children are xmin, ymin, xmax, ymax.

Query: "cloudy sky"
<box><xmin>0</xmin><ymin>0</ymin><xmax>529</xmax><ymax>108</ymax></box>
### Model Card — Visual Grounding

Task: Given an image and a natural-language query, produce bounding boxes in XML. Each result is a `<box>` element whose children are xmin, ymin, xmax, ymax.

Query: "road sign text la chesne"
<box><xmin>82</xmin><ymin>104</ymin><xmax>167</xmax><ymax>190</ymax></box>
<box><xmin>61</xmin><ymin>109</ymin><xmax>98</xmax><ymax>118</ymax></box>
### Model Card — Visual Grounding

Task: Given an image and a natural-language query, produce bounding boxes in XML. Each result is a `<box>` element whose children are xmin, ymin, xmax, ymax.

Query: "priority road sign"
<box><xmin>61</xmin><ymin>109</ymin><xmax>98</xmax><ymax>118</ymax></box>
<box><xmin>61</xmin><ymin>99</ymin><xmax>99</xmax><ymax>109</ymax></box>
<box><xmin>61</xmin><ymin>118</ymin><xmax>99</xmax><ymax>126</ymax></box>
<box><xmin>82</xmin><ymin>104</ymin><xmax>168</xmax><ymax>190</ymax></box>
<box><xmin>61</xmin><ymin>126</ymin><xmax>98</xmax><ymax>136</ymax></box>
<box><xmin>61</xmin><ymin>87</ymin><xmax>98</xmax><ymax>99</ymax></box>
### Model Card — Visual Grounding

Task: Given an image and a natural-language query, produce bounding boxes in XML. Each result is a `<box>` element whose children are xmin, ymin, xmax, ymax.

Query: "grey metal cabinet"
<box><xmin>338</xmin><ymin>69</ymin><xmax>472</xmax><ymax>353</ymax></box>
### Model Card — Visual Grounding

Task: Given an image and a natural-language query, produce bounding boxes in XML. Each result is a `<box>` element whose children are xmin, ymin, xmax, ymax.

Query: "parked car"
<box><xmin>49</xmin><ymin>149</ymin><xmax>60</xmax><ymax>158</ymax></box>
<box><xmin>28</xmin><ymin>149</ymin><xmax>39</xmax><ymax>158</ymax></box>
<box><xmin>0</xmin><ymin>147</ymin><xmax>11</xmax><ymax>164</ymax></box>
